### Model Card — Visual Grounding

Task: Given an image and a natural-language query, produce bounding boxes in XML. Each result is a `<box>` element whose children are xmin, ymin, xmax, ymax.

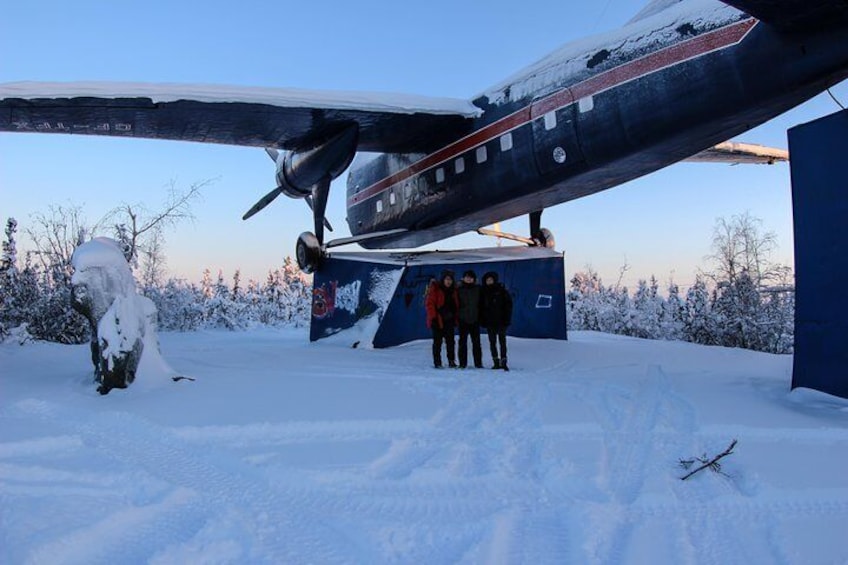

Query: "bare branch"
<box><xmin>679</xmin><ymin>439</ymin><xmax>738</xmax><ymax>480</ymax></box>
<box><xmin>101</xmin><ymin>177</ymin><xmax>211</xmax><ymax>272</ymax></box>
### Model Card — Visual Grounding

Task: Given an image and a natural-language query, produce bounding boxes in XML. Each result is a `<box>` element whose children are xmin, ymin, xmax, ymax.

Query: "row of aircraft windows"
<box><xmin>376</xmin><ymin>131</ymin><xmax>515</xmax><ymax>214</ymax></box>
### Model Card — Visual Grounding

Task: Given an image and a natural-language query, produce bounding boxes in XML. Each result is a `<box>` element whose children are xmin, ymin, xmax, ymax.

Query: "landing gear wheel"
<box><xmin>533</xmin><ymin>227</ymin><xmax>556</xmax><ymax>249</ymax></box>
<box><xmin>296</xmin><ymin>231</ymin><xmax>324</xmax><ymax>273</ymax></box>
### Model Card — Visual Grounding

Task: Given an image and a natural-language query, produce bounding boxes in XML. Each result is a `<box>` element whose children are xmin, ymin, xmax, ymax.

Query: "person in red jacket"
<box><xmin>425</xmin><ymin>270</ymin><xmax>459</xmax><ymax>368</ymax></box>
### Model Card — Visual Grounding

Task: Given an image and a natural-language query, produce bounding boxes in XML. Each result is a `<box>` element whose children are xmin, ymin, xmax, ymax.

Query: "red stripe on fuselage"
<box><xmin>349</xmin><ymin>17</ymin><xmax>756</xmax><ymax>208</ymax></box>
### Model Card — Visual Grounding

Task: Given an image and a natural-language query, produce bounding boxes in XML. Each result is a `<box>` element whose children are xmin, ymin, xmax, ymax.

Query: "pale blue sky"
<box><xmin>1</xmin><ymin>0</ymin><xmax>846</xmax><ymax>289</ymax></box>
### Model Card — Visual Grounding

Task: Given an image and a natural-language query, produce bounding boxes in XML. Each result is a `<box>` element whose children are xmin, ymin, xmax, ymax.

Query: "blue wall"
<box><xmin>374</xmin><ymin>256</ymin><xmax>567</xmax><ymax>348</ymax></box>
<box><xmin>310</xmin><ymin>251</ymin><xmax>567</xmax><ymax>348</ymax></box>
<box><xmin>789</xmin><ymin>109</ymin><xmax>848</xmax><ymax>399</ymax></box>
<box><xmin>309</xmin><ymin>258</ymin><xmax>402</xmax><ymax>343</ymax></box>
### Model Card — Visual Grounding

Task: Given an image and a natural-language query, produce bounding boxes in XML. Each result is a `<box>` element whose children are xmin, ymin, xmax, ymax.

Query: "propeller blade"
<box><xmin>311</xmin><ymin>178</ymin><xmax>331</xmax><ymax>245</ymax></box>
<box><xmin>242</xmin><ymin>186</ymin><xmax>284</xmax><ymax>220</ymax></box>
<box><xmin>264</xmin><ymin>147</ymin><xmax>280</xmax><ymax>162</ymax></box>
<box><xmin>304</xmin><ymin>195</ymin><xmax>334</xmax><ymax>232</ymax></box>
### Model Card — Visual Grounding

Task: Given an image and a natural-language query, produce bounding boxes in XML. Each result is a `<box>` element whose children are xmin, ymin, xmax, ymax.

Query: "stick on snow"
<box><xmin>679</xmin><ymin>439</ymin><xmax>738</xmax><ymax>481</ymax></box>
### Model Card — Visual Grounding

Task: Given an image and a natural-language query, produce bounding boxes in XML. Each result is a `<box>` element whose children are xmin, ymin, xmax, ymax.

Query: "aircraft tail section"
<box><xmin>719</xmin><ymin>0</ymin><xmax>848</xmax><ymax>32</ymax></box>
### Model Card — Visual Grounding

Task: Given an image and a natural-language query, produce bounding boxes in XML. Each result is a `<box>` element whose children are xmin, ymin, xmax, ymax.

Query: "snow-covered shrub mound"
<box><xmin>71</xmin><ymin>237</ymin><xmax>175</xmax><ymax>394</ymax></box>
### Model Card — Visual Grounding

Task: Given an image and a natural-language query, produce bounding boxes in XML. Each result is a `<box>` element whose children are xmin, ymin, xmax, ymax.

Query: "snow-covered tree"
<box><xmin>662</xmin><ymin>281</ymin><xmax>685</xmax><ymax>341</ymax></box>
<box><xmin>713</xmin><ymin>268</ymin><xmax>765</xmax><ymax>350</ymax></box>
<box><xmin>232</xmin><ymin>269</ymin><xmax>242</xmax><ymax>299</ymax></box>
<box><xmin>0</xmin><ymin>218</ymin><xmax>18</xmax><ymax>339</ymax></box>
<box><xmin>200</xmin><ymin>270</ymin><xmax>243</xmax><ymax>329</ymax></box>
<box><xmin>200</xmin><ymin>268</ymin><xmax>213</xmax><ymax>299</ymax></box>
<box><xmin>683</xmin><ymin>275</ymin><xmax>716</xmax><ymax>345</ymax></box>
<box><xmin>2</xmin><ymin>218</ymin><xmax>18</xmax><ymax>274</ymax></box>
<box><xmin>147</xmin><ymin>279</ymin><xmax>204</xmax><ymax>331</ymax></box>
<box><xmin>632</xmin><ymin>276</ymin><xmax>663</xmax><ymax>339</ymax></box>
<box><xmin>703</xmin><ymin>214</ymin><xmax>795</xmax><ymax>353</ymax></box>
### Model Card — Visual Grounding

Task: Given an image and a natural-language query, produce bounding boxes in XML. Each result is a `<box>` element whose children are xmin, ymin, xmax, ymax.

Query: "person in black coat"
<box><xmin>456</xmin><ymin>270</ymin><xmax>483</xmax><ymax>369</ymax></box>
<box><xmin>479</xmin><ymin>271</ymin><xmax>513</xmax><ymax>370</ymax></box>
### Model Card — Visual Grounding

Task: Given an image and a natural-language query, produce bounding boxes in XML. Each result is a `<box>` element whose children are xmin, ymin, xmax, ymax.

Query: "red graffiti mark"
<box><xmin>312</xmin><ymin>281</ymin><xmax>337</xmax><ymax>319</ymax></box>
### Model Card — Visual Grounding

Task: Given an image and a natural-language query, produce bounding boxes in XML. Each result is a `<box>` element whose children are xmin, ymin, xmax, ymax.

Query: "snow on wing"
<box><xmin>684</xmin><ymin>141</ymin><xmax>789</xmax><ymax>164</ymax></box>
<box><xmin>0</xmin><ymin>81</ymin><xmax>479</xmax><ymax>153</ymax></box>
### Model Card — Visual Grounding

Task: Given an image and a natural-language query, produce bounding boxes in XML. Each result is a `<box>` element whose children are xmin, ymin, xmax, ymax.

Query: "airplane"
<box><xmin>2</xmin><ymin>0</ymin><xmax>847</xmax><ymax>273</ymax></box>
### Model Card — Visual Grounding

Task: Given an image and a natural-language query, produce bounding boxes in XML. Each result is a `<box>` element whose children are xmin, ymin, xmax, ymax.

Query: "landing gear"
<box><xmin>296</xmin><ymin>231</ymin><xmax>324</xmax><ymax>274</ymax></box>
<box><xmin>529</xmin><ymin>210</ymin><xmax>556</xmax><ymax>248</ymax></box>
<box><xmin>533</xmin><ymin>227</ymin><xmax>556</xmax><ymax>249</ymax></box>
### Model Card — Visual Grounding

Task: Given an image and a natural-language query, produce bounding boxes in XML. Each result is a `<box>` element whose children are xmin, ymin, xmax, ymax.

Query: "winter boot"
<box><xmin>501</xmin><ymin>358</ymin><xmax>509</xmax><ymax>371</ymax></box>
<box><xmin>492</xmin><ymin>358</ymin><xmax>501</xmax><ymax>370</ymax></box>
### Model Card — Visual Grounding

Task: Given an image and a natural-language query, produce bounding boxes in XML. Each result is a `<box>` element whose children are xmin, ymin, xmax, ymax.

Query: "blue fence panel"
<box><xmin>789</xmin><ymin>108</ymin><xmax>848</xmax><ymax>399</ymax></box>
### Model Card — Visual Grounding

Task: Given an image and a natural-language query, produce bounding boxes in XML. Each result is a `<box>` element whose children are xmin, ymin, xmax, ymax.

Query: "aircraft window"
<box><xmin>500</xmin><ymin>133</ymin><xmax>513</xmax><ymax>152</ymax></box>
<box><xmin>544</xmin><ymin>111</ymin><xmax>557</xmax><ymax>130</ymax></box>
<box><xmin>579</xmin><ymin>96</ymin><xmax>594</xmax><ymax>113</ymax></box>
<box><xmin>390</xmin><ymin>190</ymin><xmax>396</xmax><ymax>205</ymax></box>
<box><xmin>419</xmin><ymin>176</ymin><xmax>432</xmax><ymax>197</ymax></box>
<box><xmin>476</xmin><ymin>146</ymin><xmax>488</xmax><ymax>164</ymax></box>
<box><xmin>376</xmin><ymin>200</ymin><xmax>383</xmax><ymax>213</ymax></box>
<box><xmin>455</xmin><ymin>157</ymin><xmax>465</xmax><ymax>174</ymax></box>
<box><xmin>436</xmin><ymin>167</ymin><xmax>445</xmax><ymax>183</ymax></box>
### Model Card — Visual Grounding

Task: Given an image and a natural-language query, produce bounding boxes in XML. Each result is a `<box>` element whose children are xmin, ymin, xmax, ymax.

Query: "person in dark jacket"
<box><xmin>425</xmin><ymin>270</ymin><xmax>459</xmax><ymax>368</ymax></box>
<box><xmin>480</xmin><ymin>271</ymin><xmax>513</xmax><ymax>370</ymax></box>
<box><xmin>456</xmin><ymin>270</ymin><xmax>483</xmax><ymax>369</ymax></box>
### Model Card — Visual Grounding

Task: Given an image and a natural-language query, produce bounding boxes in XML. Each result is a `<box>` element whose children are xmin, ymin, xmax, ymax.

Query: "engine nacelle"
<box><xmin>274</xmin><ymin>125</ymin><xmax>359</xmax><ymax>199</ymax></box>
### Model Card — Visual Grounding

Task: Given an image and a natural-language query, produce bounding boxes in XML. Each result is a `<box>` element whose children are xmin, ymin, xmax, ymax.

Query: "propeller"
<box><xmin>241</xmin><ymin>147</ymin><xmax>333</xmax><ymax>232</ymax></box>
<box><xmin>242</xmin><ymin>125</ymin><xmax>359</xmax><ymax>252</ymax></box>
<box><xmin>304</xmin><ymin>194</ymin><xmax>333</xmax><ymax>232</ymax></box>
<box><xmin>242</xmin><ymin>186</ymin><xmax>284</xmax><ymax>220</ymax></box>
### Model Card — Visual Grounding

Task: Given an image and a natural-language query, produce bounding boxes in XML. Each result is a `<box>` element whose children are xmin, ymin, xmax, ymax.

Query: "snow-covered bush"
<box><xmin>71</xmin><ymin>237</ymin><xmax>172</xmax><ymax>394</ymax></box>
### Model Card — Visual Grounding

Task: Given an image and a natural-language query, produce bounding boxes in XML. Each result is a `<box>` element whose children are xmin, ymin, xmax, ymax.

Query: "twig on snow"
<box><xmin>679</xmin><ymin>439</ymin><xmax>738</xmax><ymax>480</ymax></box>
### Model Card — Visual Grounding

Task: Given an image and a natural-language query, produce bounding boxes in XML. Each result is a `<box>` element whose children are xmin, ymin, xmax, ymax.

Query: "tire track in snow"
<box><xmin>14</xmin><ymin>400</ymin><xmax>380</xmax><ymax>564</ymax></box>
<box><xmin>584</xmin><ymin>364</ymin><xmax>700</xmax><ymax>564</ymax></box>
<box><xmin>360</xmin><ymin>371</ymin><xmax>588</xmax><ymax>564</ymax></box>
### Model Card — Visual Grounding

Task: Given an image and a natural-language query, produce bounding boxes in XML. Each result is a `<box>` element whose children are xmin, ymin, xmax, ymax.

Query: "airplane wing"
<box><xmin>0</xmin><ymin>81</ymin><xmax>480</xmax><ymax>153</ymax></box>
<box><xmin>719</xmin><ymin>0</ymin><xmax>848</xmax><ymax>31</ymax></box>
<box><xmin>684</xmin><ymin>141</ymin><xmax>789</xmax><ymax>164</ymax></box>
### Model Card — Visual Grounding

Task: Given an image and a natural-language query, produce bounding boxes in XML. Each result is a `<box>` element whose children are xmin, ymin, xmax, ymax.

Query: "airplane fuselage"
<box><xmin>346</xmin><ymin>1</ymin><xmax>848</xmax><ymax>249</ymax></box>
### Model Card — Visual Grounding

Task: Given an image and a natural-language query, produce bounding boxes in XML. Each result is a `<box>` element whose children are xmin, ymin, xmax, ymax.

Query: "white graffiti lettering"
<box><xmin>334</xmin><ymin>280</ymin><xmax>361</xmax><ymax>315</ymax></box>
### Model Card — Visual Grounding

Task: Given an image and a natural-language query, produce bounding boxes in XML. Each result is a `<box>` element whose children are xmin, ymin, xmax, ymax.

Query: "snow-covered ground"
<box><xmin>2</xmin><ymin>328</ymin><xmax>847</xmax><ymax>564</ymax></box>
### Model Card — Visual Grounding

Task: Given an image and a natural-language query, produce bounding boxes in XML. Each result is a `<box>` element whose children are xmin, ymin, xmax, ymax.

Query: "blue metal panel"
<box><xmin>789</xmin><ymin>108</ymin><xmax>848</xmax><ymax>399</ymax></box>
<box><xmin>373</xmin><ymin>256</ymin><xmax>567</xmax><ymax>348</ymax></box>
<box><xmin>310</xmin><ymin>250</ymin><xmax>567</xmax><ymax>349</ymax></box>
<box><xmin>309</xmin><ymin>259</ymin><xmax>402</xmax><ymax>342</ymax></box>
